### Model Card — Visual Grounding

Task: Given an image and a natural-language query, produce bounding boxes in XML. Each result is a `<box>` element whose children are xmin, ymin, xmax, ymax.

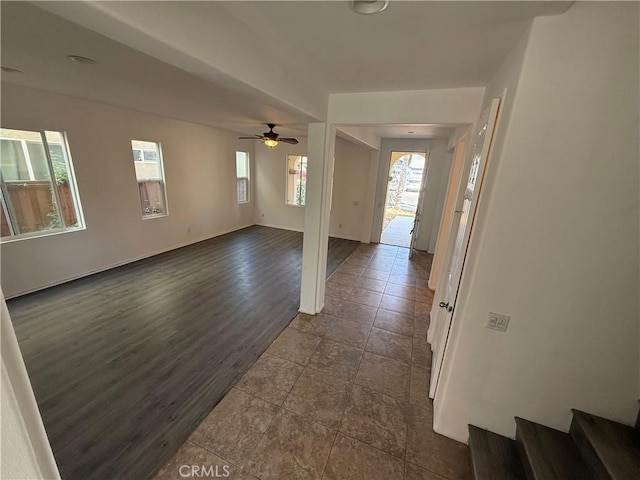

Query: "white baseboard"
<box><xmin>6</xmin><ymin>223</ymin><xmax>255</xmax><ymax>299</ymax></box>
<box><xmin>254</xmin><ymin>222</ymin><xmax>304</xmax><ymax>233</ymax></box>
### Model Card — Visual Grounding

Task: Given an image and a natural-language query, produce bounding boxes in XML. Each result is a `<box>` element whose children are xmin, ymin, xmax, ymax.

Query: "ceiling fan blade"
<box><xmin>238</xmin><ymin>135</ymin><xmax>263</xmax><ymax>140</ymax></box>
<box><xmin>278</xmin><ymin>138</ymin><xmax>299</xmax><ymax>145</ymax></box>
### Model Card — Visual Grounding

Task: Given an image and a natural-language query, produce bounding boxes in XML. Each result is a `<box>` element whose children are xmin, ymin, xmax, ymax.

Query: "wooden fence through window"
<box><xmin>3</xmin><ymin>182</ymin><xmax>77</xmax><ymax>235</ymax></box>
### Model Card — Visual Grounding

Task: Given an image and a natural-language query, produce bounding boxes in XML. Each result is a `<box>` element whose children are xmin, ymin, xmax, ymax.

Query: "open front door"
<box><xmin>428</xmin><ymin>97</ymin><xmax>502</xmax><ymax>398</ymax></box>
<box><xmin>409</xmin><ymin>150</ymin><xmax>430</xmax><ymax>258</ymax></box>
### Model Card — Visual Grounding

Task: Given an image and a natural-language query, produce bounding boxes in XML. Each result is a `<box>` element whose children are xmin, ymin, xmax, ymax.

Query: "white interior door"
<box><xmin>428</xmin><ymin>132</ymin><xmax>469</xmax><ymax>290</ymax></box>
<box><xmin>428</xmin><ymin>97</ymin><xmax>502</xmax><ymax>398</ymax></box>
<box><xmin>409</xmin><ymin>150</ymin><xmax>430</xmax><ymax>258</ymax></box>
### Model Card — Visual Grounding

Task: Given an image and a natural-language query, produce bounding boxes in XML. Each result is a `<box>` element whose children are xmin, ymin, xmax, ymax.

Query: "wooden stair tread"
<box><xmin>570</xmin><ymin>409</ymin><xmax>640</xmax><ymax>479</ymax></box>
<box><xmin>469</xmin><ymin>425</ymin><xmax>526</xmax><ymax>479</ymax></box>
<box><xmin>515</xmin><ymin>417</ymin><xmax>593</xmax><ymax>480</ymax></box>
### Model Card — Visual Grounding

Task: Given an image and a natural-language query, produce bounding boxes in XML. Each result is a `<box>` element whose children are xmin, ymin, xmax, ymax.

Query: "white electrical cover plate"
<box><xmin>487</xmin><ymin>312</ymin><xmax>510</xmax><ymax>332</ymax></box>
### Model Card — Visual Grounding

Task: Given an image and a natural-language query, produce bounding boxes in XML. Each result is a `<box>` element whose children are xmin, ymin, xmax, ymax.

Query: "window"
<box><xmin>286</xmin><ymin>155</ymin><xmax>307</xmax><ymax>206</ymax></box>
<box><xmin>131</xmin><ymin>140</ymin><xmax>167</xmax><ymax>218</ymax></box>
<box><xmin>235</xmin><ymin>151</ymin><xmax>250</xmax><ymax>204</ymax></box>
<box><xmin>0</xmin><ymin>128</ymin><xmax>84</xmax><ymax>241</ymax></box>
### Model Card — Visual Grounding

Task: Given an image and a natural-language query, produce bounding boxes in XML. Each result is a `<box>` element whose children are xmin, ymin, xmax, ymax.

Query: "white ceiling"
<box><xmin>1</xmin><ymin>1</ymin><xmax>571</xmax><ymax>139</ymax></box>
<box><xmin>337</xmin><ymin>124</ymin><xmax>458</xmax><ymax>146</ymax></box>
<box><xmin>0</xmin><ymin>2</ymin><xmax>315</xmax><ymax>138</ymax></box>
<box><xmin>364</xmin><ymin>124</ymin><xmax>458</xmax><ymax>140</ymax></box>
<box><xmin>220</xmin><ymin>1</ymin><xmax>571</xmax><ymax>93</ymax></box>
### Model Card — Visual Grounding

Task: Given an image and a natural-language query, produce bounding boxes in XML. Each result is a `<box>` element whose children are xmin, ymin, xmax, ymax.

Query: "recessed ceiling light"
<box><xmin>350</xmin><ymin>0</ymin><xmax>389</xmax><ymax>15</ymax></box>
<box><xmin>67</xmin><ymin>55</ymin><xmax>96</xmax><ymax>65</ymax></box>
<box><xmin>1</xmin><ymin>66</ymin><xmax>23</xmax><ymax>74</ymax></box>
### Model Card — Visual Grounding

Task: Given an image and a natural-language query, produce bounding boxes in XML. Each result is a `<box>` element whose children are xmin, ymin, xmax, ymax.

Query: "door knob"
<box><xmin>439</xmin><ymin>301</ymin><xmax>454</xmax><ymax>312</ymax></box>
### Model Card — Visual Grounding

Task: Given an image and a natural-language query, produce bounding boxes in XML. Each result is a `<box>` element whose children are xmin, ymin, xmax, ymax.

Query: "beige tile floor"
<box><xmin>155</xmin><ymin>244</ymin><xmax>472</xmax><ymax>480</ymax></box>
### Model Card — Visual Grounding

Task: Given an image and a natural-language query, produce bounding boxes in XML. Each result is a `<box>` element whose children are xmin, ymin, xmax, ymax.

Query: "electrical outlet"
<box><xmin>487</xmin><ymin>312</ymin><xmax>510</xmax><ymax>332</ymax></box>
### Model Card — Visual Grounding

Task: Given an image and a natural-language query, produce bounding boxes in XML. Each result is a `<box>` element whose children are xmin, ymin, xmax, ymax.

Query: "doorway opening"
<box><xmin>380</xmin><ymin>151</ymin><xmax>426</xmax><ymax>247</ymax></box>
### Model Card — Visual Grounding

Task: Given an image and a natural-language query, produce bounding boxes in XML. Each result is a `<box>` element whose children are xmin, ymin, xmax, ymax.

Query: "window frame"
<box><xmin>130</xmin><ymin>139</ymin><xmax>169</xmax><ymax>219</ymax></box>
<box><xmin>235</xmin><ymin>151</ymin><xmax>250</xmax><ymax>205</ymax></box>
<box><xmin>285</xmin><ymin>154</ymin><xmax>308</xmax><ymax>207</ymax></box>
<box><xmin>132</xmin><ymin>147</ymin><xmax>160</xmax><ymax>163</ymax></box>
<box><xmin>0</xmin><ymin>129</ymin><xmax>85</xmax><ymax>242</ymax></box>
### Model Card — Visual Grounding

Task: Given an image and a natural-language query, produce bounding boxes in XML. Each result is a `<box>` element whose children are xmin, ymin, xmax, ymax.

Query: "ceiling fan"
<box><xmin>239</xmin><ymin>124</ymin><xmax>299</xmax><ymax>148</ymax></box>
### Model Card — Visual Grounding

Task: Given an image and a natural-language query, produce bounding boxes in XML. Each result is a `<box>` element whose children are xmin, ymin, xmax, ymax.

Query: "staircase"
<box><xmin>468</xmin><ymin>406</ymin><xmax>640</xmax><ymax>479</ymax></box>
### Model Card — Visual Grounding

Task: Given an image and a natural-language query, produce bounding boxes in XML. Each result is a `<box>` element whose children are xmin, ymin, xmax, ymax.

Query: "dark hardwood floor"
<box><xmin>7</xmin><ymin>226</ymin><xmax>359</xmax><ymax>480</ymax></box>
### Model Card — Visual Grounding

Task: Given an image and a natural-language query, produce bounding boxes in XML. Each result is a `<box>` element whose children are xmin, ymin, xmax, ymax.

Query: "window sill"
<box><xmin>142</xmin><ymin>213</ymin><xmax>168</xmax><ymax>220</ymax></box>
<box><xmin>1</xmin><ymin>226</ymin><xmax>86</xmax><ymax>244</ymax></box>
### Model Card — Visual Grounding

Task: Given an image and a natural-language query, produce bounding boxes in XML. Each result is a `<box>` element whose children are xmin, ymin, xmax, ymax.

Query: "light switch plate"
<box><xmin>487</xmin><ymin>312</ymin><xmax>510</xmax><ymax>332</ymax></box>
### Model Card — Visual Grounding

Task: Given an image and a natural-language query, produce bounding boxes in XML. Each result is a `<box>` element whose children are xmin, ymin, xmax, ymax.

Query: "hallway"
<box><xmin>156</xmin><ymin>244</ymin><xmax>471</xmax><ymax>480</ymax></box>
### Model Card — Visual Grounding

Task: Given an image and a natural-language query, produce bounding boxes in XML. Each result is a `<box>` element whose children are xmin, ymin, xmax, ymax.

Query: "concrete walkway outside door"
<box><xmin>380</xmin><ymin>215</ymin><xmax>413</xmax><ymax>248</ymax></box>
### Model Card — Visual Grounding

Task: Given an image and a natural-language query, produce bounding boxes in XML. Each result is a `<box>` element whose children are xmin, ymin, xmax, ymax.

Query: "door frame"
<box><xmin>427</xmin><ymin>130</ymin><xmax>470</xmax><ymax>290</ymax></box>
<box><xmin>428</xmin><ymin>92</ymin><xmax>505</xmax><ymax>399</ymax></box>
<box><xmin>377</xmin><ymin>149</ymin><xmax>429</xmax><ymax>247</ymax></box>
<box><xmin>371</xmin><ymin>139</ymin><xmax>433</xmax><ymax>244</ymax></box>
<box><xmin>409</xmin><ymin>150</ymin><xmax>431</xmax><ymax>257</ymax></box>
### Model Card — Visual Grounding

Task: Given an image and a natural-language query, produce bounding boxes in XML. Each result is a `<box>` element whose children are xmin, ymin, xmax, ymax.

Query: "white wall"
<box><xmin>1</xmin><ymin>292</ymin><xmax>60</xmax><ymax>479</ymax></box>
<box><xmin>336</xmin><ymin>127</ymin><xmax>381</xmax><ymax>151</ymax></box>
<box><xmin>254</xmin><ymin>138</ymin><xmax>308</xmax><ymax>231</ymax></box>
<box><xmin>372</xmin><ymin>138</ymin><xmax>451</xmax><ymax>252</ymax></box>
<box><xmin>1</xmin><ymin>84</ymin><xmax>255</xmax><ymax>298</ymax></box>
<box><xmin>329</xmin><ymin>138</ymin><xmax>376</xmax><ymax>241</ymax></box>
<box><xmin>434</xmin><ymin>2</ymin><xmax>639</xmax><ymax>442</ymax></box>
<box><xmin>254</xmin><ymin>136</ymin><xmax>375</xmax><ymax>241</ymax></box>
<box><xmin>328</xmin><ymin>87</ymin><xmax>484</xmax><ymax>125</ymax></box>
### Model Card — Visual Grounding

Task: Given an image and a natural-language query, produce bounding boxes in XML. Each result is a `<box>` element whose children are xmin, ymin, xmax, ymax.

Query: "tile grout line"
<box><xmin>339</xmin><ymin>261</ymin><xmax>414</xmax><ymax>462</ymax></box>
<box><xmin>405</xmin><ymin>276</ymin><xmax>419</xmax><ymax>470</ymax></box>
<box><xmin>319</xmin><ymin>246</ymin><xmax>373</xmax><ymax>480</ymax></box>
<box><xmin>405</xmin><ymin>459</ymin><xmax>454</xmax><ymax>480</ymax></box>
<box><xmin>366</xmin><ymin>326</ymin><xmax>414</xmax><ymax>360</ymax></box>
<box><xmin>343</xmin><ymin>248</ymin><xmax>438</xmax><ymax>477</ymax></box>
<box><xmin>184</xmin><ymin>436</ymin><xmax>249</xmax><ymax>476</ymax></box>
<box><xmin>318</xmin><ymin>429</ymin><xmax>340</xmax><ymax>480</ymax></box>
<box><xmin>338</xmin><ymin>429</ymin><xmax>408</xmax><ymax>463</ymax></box>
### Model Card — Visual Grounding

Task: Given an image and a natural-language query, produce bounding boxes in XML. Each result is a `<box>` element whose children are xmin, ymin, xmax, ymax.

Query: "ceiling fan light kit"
<box><xmin>238</xmin><ymin>123</ymin><xmax>299</xmax><ymax>148</ymax></box>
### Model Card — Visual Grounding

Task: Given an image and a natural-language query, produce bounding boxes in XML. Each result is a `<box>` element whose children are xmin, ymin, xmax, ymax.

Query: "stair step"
<box><xmin>570</xmin><ymin>409</ymin><xmax>640</xmax><ymax>480</ymax></box>
<box><xmin>515</xmin><ymin>417</ymin><xmax>593</xmax><ymax>480</ymax></box>
<box><xmin>469</xmin><ymin>425</ymin><xmax>526</xmax><ymax>479</ymax></box>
